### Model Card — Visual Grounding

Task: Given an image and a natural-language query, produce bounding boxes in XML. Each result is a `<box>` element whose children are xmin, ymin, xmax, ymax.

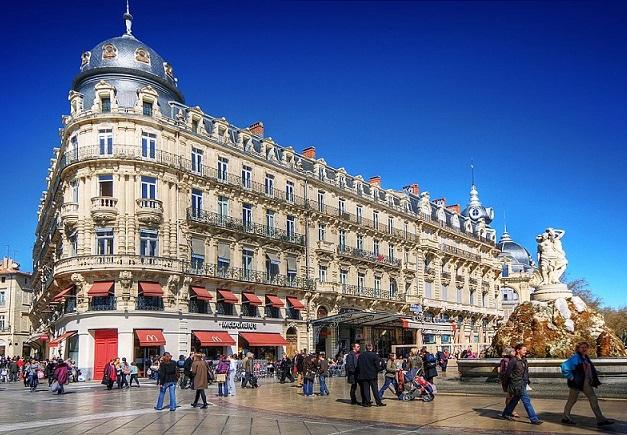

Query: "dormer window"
<box><xmin>101</xmin><ymin>97</ymin><xmax>111</xmax><ymax>113</ymax></box>
<box><xmin>143</xmin><ymin>101</ymin><xmax>153</xmax><ymax>117</ymax></box>
<box><xmin>135</xmin><ymin>47</ymin><xmax>151</xmax><ymax>64</ymax></box>
<box><xmin>102</xmin><ymin>44</ymin><xmax>117</xmax><ymax>60</ymax></box>
<box><xmin>191</xmin><ymin>119</ymin><xmax>199</xmax><ymax>133</ymax></box>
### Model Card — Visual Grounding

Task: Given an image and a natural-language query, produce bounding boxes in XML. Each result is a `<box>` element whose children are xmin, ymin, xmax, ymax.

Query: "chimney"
<box><xmin>447</xmin><ymin>204</ymin><xmax>461</xmax><ymax>214</ymax></box>
<box><xmin>247</xmin><ymin>121</ymin><xmax>264</xmax><ymax>137</ymax></box>
<box><xmin>369</xmin><ymin>176</ymin><xmax>381</xmax><ymax>187</ymax></box>
<box><xmin>302</xmin><ymin>146</ymin><xmax>316</xmax><ymax>159</ymax></box>
<box><xmin>403</xmin><ymin>183</ymin><xmax>420</xmax><ymax>195</ymax></box>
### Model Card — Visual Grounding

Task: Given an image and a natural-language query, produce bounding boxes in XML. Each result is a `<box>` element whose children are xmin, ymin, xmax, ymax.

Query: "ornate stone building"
<box><xmin>497</xmin><ymin>228</ymin><xmax>536</xmax><ymax>319</ymax></box>
<box><xmin>31</xmin><ymin>8</ymin><xmax>505</xmax><ymax>378</ymax></box>
<box><xmin>0</xmin><ymin>258</ymin><xmax>33</xmax><ymax>357</ymax></box>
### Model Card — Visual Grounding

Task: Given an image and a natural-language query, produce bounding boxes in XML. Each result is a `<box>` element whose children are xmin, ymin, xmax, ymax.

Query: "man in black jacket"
<box><xmin>181</xmin><ymin>352</ymin><xmax>194</xmax><ymax>389</ymax></box>
<box><xmin>357</xmin><ymin>343</ymin><xmax>386</xmax><ymax>407</ymax></box>
<box><xmin>345</xmin><ymin>342</ymin><xmax>361</xmax><ymax>405</ymax></box>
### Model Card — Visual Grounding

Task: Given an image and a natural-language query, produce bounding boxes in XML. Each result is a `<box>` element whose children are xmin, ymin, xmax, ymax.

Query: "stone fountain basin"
<box><xmin>458</xmin><ymin>358</ymin><xmax>627</xmax><ymax>382</ymax></box>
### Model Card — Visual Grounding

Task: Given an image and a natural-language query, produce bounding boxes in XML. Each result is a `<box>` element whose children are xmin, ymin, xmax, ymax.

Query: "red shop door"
<box><xmin>93</xmin><ymin>329</ymin><xmax>118</xmax><ymax>380</ymax></box>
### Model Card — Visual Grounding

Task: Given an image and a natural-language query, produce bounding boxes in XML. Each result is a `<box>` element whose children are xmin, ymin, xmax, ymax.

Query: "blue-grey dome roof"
<box><xmin>81</xmin><ymin>35</ymin><xmax>177</xmax><ymax>86</ymax></box>
<box><xmin>497</xmin><ymin>231</ymin><xmax>532</xmax><ymax>266</ymax></box>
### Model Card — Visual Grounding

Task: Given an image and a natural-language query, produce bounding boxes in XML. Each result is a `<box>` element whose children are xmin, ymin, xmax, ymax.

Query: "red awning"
<box><xmin>217</xmin><ymin>289</ymin><xmax>238</xmax><ymax>304</ymax></box>
<box><xmin>139</xmin><ymin>281</ymin><xmax>163</xmax><ymax>297</ymax></box>
<box><xmin>286</xmin><ymin>296</ymin><xmax>305</xmax><ymax>310</ymax></box>
<box><xmin>49</xmin><ymin>331</ymin><xmax>77</xmax><ymax>347</ymax></box>
<box><xmin>401</xmin><ymin>319</ymin><xmax>421</xmax><ymax>329</ymax></box>
<box><xmin>191</xmin><ymin>286</ymin><xmax>213</xmax><ymax>301</ymax></box>
<box><xmin>243</xmin><ymin>292</ymin><xmax>262</xmax><ymax>306</ymax></box>
<box><xmin>52</xmin><ymin>285</ymin><xmax>74</xmax><ymax>302</ymax></box>
<box><xmin>88</xmin><ymin>281</ymin><xmax>114</xmax><ymax>297</ymax></box>
<box><xmin>193</xmin><ymin>331</ymin><xmax>235</xmax><ymax>346</ymax></box>
<box><xmin>266</xmin><ymin>294</ymin><xmax>285</xmax><ymax>308</ymax></box>
<box><xmin>38</xmin><ymin>334</ymin><xmax>48</xmax><ymax>341</ymax></box>
<box><xmin>239</xmin><ymin>332</ymin><xmax>288</xmax><ymax>347</ymax></box>
<box><xmin>135</xmin><ymin>329</ymin><xmax>166</xmax><ymax>346</ymax></box>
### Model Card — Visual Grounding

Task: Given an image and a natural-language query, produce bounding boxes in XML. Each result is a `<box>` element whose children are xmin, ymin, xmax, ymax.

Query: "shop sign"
<box><xmin>220</xmin><ymin>321</ymin><xmax>257</xmax><ymax>330</ymax></box>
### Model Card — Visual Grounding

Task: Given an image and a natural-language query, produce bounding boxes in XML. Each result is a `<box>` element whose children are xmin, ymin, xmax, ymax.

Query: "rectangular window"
<box><xmin>191</xmin><ymin>253</ymin><xmax>205</xmax><ymax>271</ymax></box>
<box><xmin>264</xmin><ymin>174</ymin><xmax>274</xmax><ymax>197</ymax></box>
<box><xmin>216</xmin><ymin>196</ymin><xmax>228</xmax><ymax>218</ymax></box>
<box><xmin>318</xmin><ymin>265</ymin><xmax>327</xmax><ymax>283</ymax></box>
<box><xmin>0</xmin><ymin>314</ymin><xmax>4</xmax><ymax>329</ymax></box>
<box><xmin>98</xmin><ymin>129</ymin><xmax>113</xmax><ymax>155</ymax></box>
<box><xmin>69</xmin><ymin>231</ymin><xmax>78</xmax><ymax>256</ymax></box>
<box><xmin>317</xmin><ymin>190</ymin><xmax>325</xmax><ymax>212</ymax></box>
<box><xmin>404</xmin><ymin>250</ymin><xmax>409</xmax><ymax>264</ymax></box>
<box><xmin>141</xmin><ymin>176</ymin><xmax>156</xmax><ymax>199</ymax></box>
<box><xmin>266</xmin><ymin>209</ymin><xmax>275</xmax><ymax>235</ymax></box>
<box><xmin>70</xmin><ymin>135</ymin><xmax>79</xmax><ymax>160</ymax></box>
<box><xmin>374</xmin><ymin>277</ymin><xmax>381</xmax><ymax>296</ymax></box>
<box><xmin>338</xmin><ymin>198</ymin><xmax>346</xmax><ymax>214</ymax></box>
<box><xmin>388</xmin><ymin>216</ymin><xmax>394</xmax><ymax>234</ymax></box>
<box><xmin>373</xmin><ymin>239</ymin><xmax>380</xmax><ymax>256</ymax></box>
<box><xmin>425</xmin><ymin>282</ymin><xmax>433</xmax><ymax>299</ymax></box>
<box><xmin>456</xmin><ymin>288</ymin><xmax>462</xmax><ymax>303</ymax></box>
<box><xmin>191</xmin><ymin>119</ymin><xmax>199</xmax><ymax>133</ymax></box>
<box><xmin>356</xmin><ymin>205</ymin><xmax>363</xmax><ymax>224</ymax></box>
<box><xmin>98</xmin><ymin>174</ymin><xmax>113</xmax><ymax>197</ymax></box>
<box><xmin>142</xmin><ymin>101</ymin><xmax>153</xmax><ymax>116</ymax></box>
<box><xmin>217</xmin><ymin>157</ymin><xmax>228</xmax><ymax>182</ymax></box>
<box><xmin>191</xmin><ymin>148</ymin><xmax>203</xmax><ymax>174</ymax></box>
<box><xmin>0</xmin><ymin>292</ymin><xmax>5</xmax><ymax>307</ymax></box>
<box><xmin>339</xmin><ymin>229</ymin><xmax>346</xmax><ymax>248</ymax></box>
<box><xmin>388</xmin><ymin>244</ymin><xmax>395</xmax><ymax>260</ymax></box>
<box><xmin>287</xmin><ymin>256</ymin><xmax>297</xmax><ymax>283</ymax></box>
<box><xmin>217</xmin><ymin>242</ymin><xmax>230</xmax><ymax>273</ymax></box>
<box><xmin>191</xmin><ymin>189</ymin><xmax>203</xmax><ymax>216</ymax></box>
<box><xmin>358</xmin><ymin>273</ymin><xmax>365</xmax><ymax>291</ymax></box>
<box><xmin>318</xmin><ymin>223</ymin><xmax>326</xmax><ymax>241</ymax></box>
<box><xmin>442</xmin><ymin>285</ymin><xmax>448</xmax><ymax>301</ymax></box>
<box><xmin>286</xmin><ymin>215</ymin><xmax>295</xmax><ymax>240</ymax></box>
<box><xmin>140</xmin><ymin>229</ymin><xmax>158</xmax><ymax>257</ymax></box>
<box><xmin>241</xmin><ymin>165</ymin><xmax>252</xmax><ymax>189</ymax></box>
<box><xmin>357</xmin><ymin>234</ymin><xmax>364</xmax><ymax>251</ymax></box>
<box><xmin>242</xmin><ymin>249</ymin><xmax>254</xmax><ymax>278</ymax></box>
<box><xmin>101</xmin><ymin>97</ymin><xmax>111</xmax><ymax>113</ymax></box>
<box><xmin>266</xmin><ymin>253</ymin><xmax>280</xmax><ymax>279</ymax></box>
<box><xmin>141</xmin><ymin>132</ymin><xmax>156</xmax><ymax>160</ymax></box>
<box><xmin>470</xmin><ymin>291</ymin><xmax>475</xmax><ymax>306</ymax></box>
<box><xmin>96</xmin><ymin>228</ymin><xmax>113</xmax><ymax>255</ymax></box>
<box><xmin>340</xmin><ymin>270</ymin><xmax>347</xmax><ymax>285</ymax></box>
<box><xmin>285</xmin><ymin>180</ymin><xmax>294</xmax><ymax>203</ymax></box>
<box><xmin>373</xmin><ymin>211</ymin><xmax>379</xmax><ymax>228</ymax></box>
<box><xmin>242</xmin><ymin>204</ymin><xmax>253</xmax><ymax>229</ymax></box>
<box><xmin>70</xmin><ymin>180</ymin><xmax>79</xmax><ymax>203</ymax></box>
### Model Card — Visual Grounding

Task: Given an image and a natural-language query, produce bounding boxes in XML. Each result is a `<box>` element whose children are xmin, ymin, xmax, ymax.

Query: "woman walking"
<box><xmin>378</xmin><ymin>354</ymin><xmax>399</xmax><ymax>400</ymax></box>
<box><xmin>155</xmin><ymin>352</ymin><xmax>178</xmax><ymax>411</ymax></box>
<box><xmin>215</xmin><ymin>354</ymin><xmax>230</xmax><ymax>397</ymax></box>
<box><xmin>53</xmin><ymin>359</ymin><xmax>69</xmax><ymax>395</ymax></box>
<box><xmin>102</xmin><ymin>359</ymin><xmax>117</xmax><ymax>390</ymax></box>
<box><xmin>498</xmin><ymin>347</ymin><xmax>519</xmax><ymax>417</ymax></box>
<box><xmin>191</xmin><ymin>354</ymin><xmax>209</xmax><ymax>408</ymax></box>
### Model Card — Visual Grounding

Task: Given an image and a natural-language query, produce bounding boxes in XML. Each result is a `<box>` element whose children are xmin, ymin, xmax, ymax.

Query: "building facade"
<box><xmin>497</xmin><ymin>228</ymin><xmax>536</xmax><ymax>319</ymax></box>
<box><xmin>31</xmin><ymin>9</ymin><xmax>506</xmax><ymax>379</ymax></box>
<box><xmin>0</xmin><ymin>258</ymin><xmax>33</xmax><ymax>357</ymax></box>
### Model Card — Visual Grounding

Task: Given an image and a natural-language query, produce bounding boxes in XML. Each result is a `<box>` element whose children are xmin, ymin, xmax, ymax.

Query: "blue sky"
<box><xmin>1</xmin><ymin>1</ymin><xmax>625</xmax><ymax>307</ymax></box>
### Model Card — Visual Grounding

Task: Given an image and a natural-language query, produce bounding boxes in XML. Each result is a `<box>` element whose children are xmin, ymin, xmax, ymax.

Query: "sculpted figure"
<box><xmin>537</xmin><ymin>228</ymin><xmax>567</xmax><ymax>285</ymax></box>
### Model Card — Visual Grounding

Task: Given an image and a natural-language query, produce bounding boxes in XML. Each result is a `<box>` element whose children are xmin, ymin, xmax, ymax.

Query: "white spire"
<box><xmin>124</xmin><ymin>0</ymin><xmax>133</xmax><ymax>36</ymax></box>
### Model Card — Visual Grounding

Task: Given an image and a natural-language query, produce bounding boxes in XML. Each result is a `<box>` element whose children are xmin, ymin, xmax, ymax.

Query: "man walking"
<box><xmin>345</xmin><ymin>343</ymin><xmax>361</xmax><ymax>405</ymax></box>
<box><xmin>318</xmin><ymin>352</ymin><xmax>330</xmax><ymax>396</ymax></box>
<box><xmin>357</xmin><ymin>343</ymin><xmax>386</xmax><ymax>407</ymax></box>
<box><xmin>561</xmin><ymin>341</ymin><xmax>613</xmax><ymax>427</ymax></box>
<box><xmin>501</xmin><ymin>343</ymin><xmax>542</xmax><ymax>425</ymax></box>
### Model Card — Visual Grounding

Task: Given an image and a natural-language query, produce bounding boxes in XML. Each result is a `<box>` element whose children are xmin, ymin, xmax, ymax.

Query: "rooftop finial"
<box><xmin>123</xmin><ymin>0</ymin><xmax>133</xmax><ymax>36</ymax></box>
<box><xmin>470</xmin><ymin>161</ymin><xmax>475</xmax><ymax>186</ymax></box>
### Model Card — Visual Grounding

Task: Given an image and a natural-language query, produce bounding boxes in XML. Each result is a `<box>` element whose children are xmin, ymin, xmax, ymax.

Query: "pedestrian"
<box><xmin>278</xmin><ymin>354</ymin><xmax>294</xmax><ymax>384</ymax></box>
<box><xmin>294</xmin><ymin>349</ymin><xmax>305</xmax><ymax>387</ymax></box>
<box><xmin>45</xmin><ymin>359</ymin><xmax>56</xmax><ymax>386</ymax></box>
<box><xmin>9</xmin><ymin>358</ymin><xmax>18</xmax><ymax>382</ymax></box>
<box><xmin>345</xmin><ymin>342</ymin><xmax>361</xmax><ymax>405</ymax></box>
<box><xmin>318</xmin><ymin>352</ymin><xmax>330</xmax><ymax>396</ymax></box>
<box><xmin>560</xmin><ymin>341</ymin><xmax>614</xmax><ymax>427</ymax></box>
<box><xmin>119</xmin><ymin>357</ymin><xmax>130</xmax><ymax>389</ymax></box>
<box><xmin>356</xmin><ymin>343</ymin><xmax>385</xmax><ymax>407</ymax></box>
<box><xmin>155</xmin><ymin>352</ymin><xmax>178</xmax><ymax>411</ymax></box>
<box><xmin>53</xmin><ymin>359</ymin><xmax>69</xmax><ymax>395</ymax></box>
<box><xmin>241</xmin><ymin>352</ymin><xmax>255</xmax><ymax>388</ymax></box>
<box><xmin>228</xmin><ymin>354</ymin><xmax>237</xmax><ymax>396</ymax></box>
<box><xmin>102</xmin><ymin>359</ymin><xmax>117</xmax><ymax>390</ymax></box>
<box><xmin>421</xmin><ymin>347</ymin><xmax>438</xmax><ymax>384</ymax></box>
<box><xmin>129</xmin><ymin>362</ymin><xmax>140</xmax><ymax>387</ymax></box>
<box><xmin>435</xmin><ymin>348</ymin><xmax>449</xmax><ymax>373</ymax></box>
<box><xmin>190</xmin><ymin>353</ymin><xmax>209</xmax><ymax>408</ymax></box>
<box><xmin>181</xmin><ymin>352</ymin><xmax>194</xmax><ymax>389</ymax></box>
<box><xmin>501</xmin><ymin>343</ymin><xmax>543</xmax><ymax>425</ymax></box>
<box><xmin>378</xmin><ymin>353</ymin><xmax>399</xmax><ymax>400</ymax></box>
<box><xmin>114</xmin><ymin>357</ymin><xmax>124</xmax><ymax>389</ymax></box>
<box><xmin>215</xmin><ymin>354</ymin><xmax>230</xmax><ymax>397</ymax></box>
<box><xmin>302</xmin><ymin>352</ymin><xmax>318</xmax><ymax>397</ymax></box>
<box><xmin>498</xmin><ymin>347</ymin><xmax>519</xmax><ymax>417</ymax></box>
<box><xmin>28</xmin><ymin>360</ymin><xmax>41</xmax><ymax>392</ymax></box>
<box><xmin>407</xmin><ymin>348</ymin><xmax>423</xmax><ymax>378</ymax></box>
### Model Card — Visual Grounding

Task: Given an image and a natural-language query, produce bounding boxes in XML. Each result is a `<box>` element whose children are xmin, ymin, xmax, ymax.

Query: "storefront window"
<box><xmin>67</xmin><ymin>333</ymin><xmax>79</xmax><ymax>362</ymax></box>
<box><xmin>423</xmin><ymin>334</ymin><xmax>436</xmax><ymax>344</ymax></box>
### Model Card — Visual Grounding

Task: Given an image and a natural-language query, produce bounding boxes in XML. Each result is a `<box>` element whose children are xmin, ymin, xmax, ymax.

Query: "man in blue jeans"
<box><xmin>155</xmin><ymin>353</ymin><xmax>178</xmax><ymax>411</ymax></box>
<box><xmin>501</xmin><ymin>344</ymin><xmax>543</xmax><ymax>425</ymax></box>
<box><xmin>318</xmin><ymin>352</ymin><xmax>330</xmax><ymax>396</ymax></box>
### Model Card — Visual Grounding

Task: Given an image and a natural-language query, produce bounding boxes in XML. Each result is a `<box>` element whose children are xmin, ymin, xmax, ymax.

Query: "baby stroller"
<box><xmin>396</xmin><ymin>369</ymin><xmax>435</xmax><ymax>402</ymax></box>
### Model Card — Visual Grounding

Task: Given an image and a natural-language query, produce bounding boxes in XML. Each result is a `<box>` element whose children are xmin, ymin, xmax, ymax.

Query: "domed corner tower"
<box><xmin>496</xmin><ymin>226</ymin><xmax>536</xmax><ymax>319</ymax></box>
<box><xmin>70</xmin><ymin>4</ymin><xmax>184</xmax><ymax>119</ymax></box>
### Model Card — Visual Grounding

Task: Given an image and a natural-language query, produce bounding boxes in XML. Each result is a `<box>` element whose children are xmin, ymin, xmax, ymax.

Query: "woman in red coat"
<box><xmin>53</xmin><ymin>360</ymin><xmax>70</xmax><ymax>395</ymax></box>
<box><xmin>102</xmin><ymin>359</ymin><xmax>117</xmax><ymax>390</ymax></box>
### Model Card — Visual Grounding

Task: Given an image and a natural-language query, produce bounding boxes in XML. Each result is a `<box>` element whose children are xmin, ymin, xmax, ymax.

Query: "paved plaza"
<box><xmin>1</xmin><ymin>377</ymin><xmax>625</xmax><ymax>434</ymax></box>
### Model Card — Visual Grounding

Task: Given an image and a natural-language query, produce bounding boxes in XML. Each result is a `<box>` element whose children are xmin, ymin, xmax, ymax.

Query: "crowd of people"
<box><xmin>0</xmin><ymin>355</ymin><xmax>77</xmax><ymax>394</ymax></box>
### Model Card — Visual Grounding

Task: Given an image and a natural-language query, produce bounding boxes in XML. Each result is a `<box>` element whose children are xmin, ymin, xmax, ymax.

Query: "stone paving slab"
<box><xmin>0</xmin><ymin>377</ymin><xmax>625</xmax><ymax>434</ymax></box>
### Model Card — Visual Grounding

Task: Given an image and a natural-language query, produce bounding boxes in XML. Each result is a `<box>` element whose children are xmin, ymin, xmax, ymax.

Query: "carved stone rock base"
<box><xmin>531</xmin><ymin>283</ymin><xmax>571</xmax><ymax>302</ymax></box>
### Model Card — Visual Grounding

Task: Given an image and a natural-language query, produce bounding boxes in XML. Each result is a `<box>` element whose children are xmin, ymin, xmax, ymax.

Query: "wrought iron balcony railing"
<box><xmin>340</xmin><ymin>284</ymin><xmax>401</xmax><ymax>301</ymax></box>
<box><xmin>187</xmin><ymin>209</ymin><xmax>305</xmax><ymax>246</ymax></box>
<box><xmin>136</xmin><ymin>295</ymin><xmax>164</xmax><ymax>311</ymax></box>
<box><xmin>184</xmin><ymin>263</ymin><xmax>315</xmax><ymax>290</ymax></box>
<box><xmin>336</xmin><ymin>245</ymin><xmax>401</xmax><ymax>268</ymax></box>
<box><xmin>89</xmin><ymin>295</ymin><xmax>116</xmax><ymax>311</ymax></box>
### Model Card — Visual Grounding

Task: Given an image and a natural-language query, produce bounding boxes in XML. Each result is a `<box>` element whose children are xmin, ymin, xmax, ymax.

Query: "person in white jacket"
<box><xmin>228</xmin><ymin>354</ymin><xmax>238</xmax><ymax>396</ymax></box>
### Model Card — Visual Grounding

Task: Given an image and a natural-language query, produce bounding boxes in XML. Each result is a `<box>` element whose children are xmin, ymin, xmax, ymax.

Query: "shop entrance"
<box><xmin>93</xmin><ymin>329</ymin><xmax>118</xmax><ymax>380</ymax></box>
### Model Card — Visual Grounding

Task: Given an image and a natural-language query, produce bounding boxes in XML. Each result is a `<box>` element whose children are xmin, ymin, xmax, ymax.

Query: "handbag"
<box><xmin>37</xmin><ymin>370</ymin><xmax>44</xmax><ymax>380</ymax></box>
<box><xmin>216</xmin><ymin>373</ymin><xmax>227</xmax><ymax>383</ymax></box>
<box><xmin>50</xmin><ymin>381</ymin><xmax>60</xmax><ymax>392</ymax></box>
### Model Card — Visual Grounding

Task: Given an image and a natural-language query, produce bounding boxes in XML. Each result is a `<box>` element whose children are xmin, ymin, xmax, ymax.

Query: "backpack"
<box><xmin>377</xmin><ymin>357</ymin><xmax>387</xmax><ymax>372</ymax></box>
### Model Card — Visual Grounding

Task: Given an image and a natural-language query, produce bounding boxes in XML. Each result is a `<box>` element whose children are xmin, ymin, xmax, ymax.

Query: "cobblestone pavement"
<box><xmin>0</xmin><ymin>377</ymin><xmax>625</xmax><ymax>434</ymax></box>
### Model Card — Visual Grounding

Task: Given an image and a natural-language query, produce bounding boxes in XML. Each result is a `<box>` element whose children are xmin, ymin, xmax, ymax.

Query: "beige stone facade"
<box><xmin>0</xmin><ymin>258</ymin><xmax>33</xmax><ymax>357</ymax></box>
